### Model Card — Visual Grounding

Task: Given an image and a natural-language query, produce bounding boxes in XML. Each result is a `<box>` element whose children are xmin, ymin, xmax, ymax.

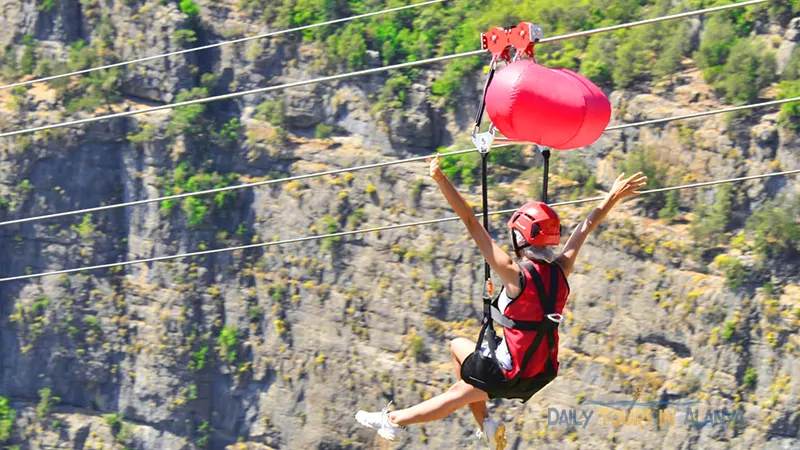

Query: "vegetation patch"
<box><xmin>159</xmin><ymin>163</ymin><xmax>239</xmax><ymax>227</ymax></box>
<box><xmin>0</xmin><ymin>397</ymin><xmax>14</xmax><ymax>444</ymax></box>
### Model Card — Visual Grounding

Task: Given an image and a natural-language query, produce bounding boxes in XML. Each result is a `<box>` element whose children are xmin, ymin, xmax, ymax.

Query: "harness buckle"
<box><xmin>546</xmin><ymin>313</ymin><xmax>563</xmax><ymax>323</ymax></box>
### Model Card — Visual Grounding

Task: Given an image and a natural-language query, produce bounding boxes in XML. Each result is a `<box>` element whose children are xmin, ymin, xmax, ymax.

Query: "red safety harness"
<box><xmin>476</xmin><ymin>260</ymin><xmax>567</xmax><ymax>399</ymax></box>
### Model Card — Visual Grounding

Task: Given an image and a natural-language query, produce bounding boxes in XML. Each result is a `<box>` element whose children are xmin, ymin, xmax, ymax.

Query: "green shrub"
<box><xmin>746</xmin><ymin>197</ymin><xmax>800</xmax><ymax>258</ymax></box>
<box><xmin>248</xmin><ymin>307</ymin><xmax>262</xmax><ymax>321</ymax></box>
<box><xmin>179</xmin><ymin>0</ymin><xmax>200</xmax><ymax>16</ymax></box>
<box><xmin>560</xmin><ymin>153</ymin><xmax>597</xmax><ymax>198</ymax></box>
<box><xmin>691</xmin><ymin>185</ymin><xmax>734</xmax><ymax>246</ymax></box>
<box><xmin>409</xmin><ymin>334</ymin><xmax>425</xmax><ymax>361</ymax></box>
<box><xmin>167</xmin><ymin>88</ymin><xmax>209</xmax><ymax>136</ymax></box>
<box><xmin>72</xmin><ymin>214</ymin><xmax>96</xmax><ymax>239</ymax></box>
<box><xmin>580</xmin><ymin>34</ymin><xmax>616</xmax><ymax>86</ymax></box>
<box><xmin>432</xmin><ymin>57</ymin><xmax>482</xmax><ymax>103</ymax></box>
<box><xmin>38</xmin><ymin>0</ymin><xmax>56</xmax><ymax>12</ymax></box>
<box><xmin>255</xmin><ymin>98</ymin><xmax>285</xmax><ymax>126</ymax></box>
<box><xmin>743</xmin><ymin>367</ymin><xmax>757</xmax><ymax>388</ymax></box>
<box><xmin>269</xmin><ymin>282</ymin><xmax>284</xmax><ymax>302</ymax></box>
<box><xmin>217</xmin><ymin>118</ymin><xmax>241</xmax><ymax>144</ymax></box>
<box><xmin>289</xmin><ymin>0</ymin><xmax>327</xmax><ymax>36</ymax></box>
<box><xmin>31</xmin><ymin>295</ymin><xmax>50</xmax><ymax>317</ymax></box>
<box><xmin>374</xmin><ymin>73</ymin><xmax>412</xmax><ymax>113</ymax></box>
<box><xmin>523</xmin><ymin>166</ymin><xmax>543</xmax><ymax>200</ymax></box>
<box><xmin>103</xmin><ymin>413</ymin><xmax>123</xmax><ymax>428</ymax></box>
<box><xmin>777</xmin><ymin>80</ymin><xmax>800</xmax><ymax>132</ymax></box>
<box><xmin>721</xmin><ymin>320</ymin><xmax>736</xmax><ymax>342</ymax></box>
<box><xmin>658</xmin><ymin>190</ymin><xmax>680</xmax><ymax>220</ymax></box>
<box><xmin>127</xmin><ymin>124</ymin><xmax>156</xmax><ymax>146</ymax></box>
<box><xmin>197</xmin><ymin>420</ymin><xmax>211</xmax><ymax>448</ymax></box>
<box><xmin>437</xmin><ymin>143</ymin><xmax>524</xmax><ymax>186</ymax></box>
<box><xmin>59</xmin><ymin>40</ymin><xmax>121</xmax><ymax>114</ymax></box>
<box><xmin>695</xmin><ymin>15</ymin><xmax>737</xmax><ymax>84</ymax></box>
<box><xmin>716</xmin><ymin>40</ymin><xmax>776</xmax><ymax>104</ymax></box>
<box><xmin>612</xmin><ymin>29</ymin><xmax>651</xmax><ymax>88</ymax></box>
<box><xmin>410</xmin><ymin>179</ymin><xmax>425</xmax><ymax>205</ymax></box>
<box><xmin>314</xmin><ymin>123</ymin><xmax>333</xmax><ymax>139</ymax></box>
<box><xmin>540</xmin><ymin>40</ymin><xmax>581</xmax><ymax>71</ymax></box>
<box><xmin>618</xmin><ymin>147</ymin><xmax>669</xmax><ymax>215</ymax></box>
<box><xmin>715</xmin><ymin>255</ymin><xmax>745</xmax><ymax>290</ymax></box>
<box><xmin>653</xmin><ymin>22</ymin><xmax>691</xmax><ymax>79</ymax></box>
<box><xmin>116</xmin><ymin>423</ymin><xmax>134</xmax><ymax>444</ymax></box>
<box><xmin>160</xmin><ymin>163</ymin><xmax>239</xmax><ymax>227</ymax></box>
<box><xmin>782</xmin><ymin>47</ymin><xmax>800</xmax><ymax>82</ymax></box>
<box><xmin>6</xmin><ymin>86</ymin><xmax>27</xmax><ymax>111</ymax></box>
<box><xmin>0</xmin><ymin>47</ymin><xmax>20</xmax><ymax>81</ymax></box>
<box><xmin>20</xmin><ymin>35</ymin><xmax>36</xmax><ymax>75</ymax></box>
<box><xmin>190</xmin><ymin>346</ymin><xmax>209</xmax><ymax>371</ymax></box>
<box><xmin>326</xmin><ymin>23</ymin><xmax>367</xmax><ymax>70</ymax></box>
<box><xmin>0</xmin><ymin>397</ymin><xmax>14</xmax><ymax>444</ymax></box>
<box><xmin>36</xmin><ymin>388</ymin><xmax>59</xmax><ymax>420</ymax></box>
<box><xmin>15</xmin><ymin>179</ymin><xmax>33</xmax><ymax>195</ymax></box>
<box><xmin>320</xmin><ymin>214</ymin><xmax>341</xmax><ymax>252</ymax></box>
<box><xmin>172</xmin><ymin>29</ymin><xmax>198</xmax><ymax>47</ymax></box>
<box><xmin>83</xmin><ymin>315</ymin><xmax>99</xmax><ymax>330</ymax></box>
<box><xmin>184</xmin><ymin>197</ymin><xmax>208</xmax><ymax>227</ymax></box>
<box><xmin>217</xmin><ymin>327</ymin><xmax>238</xmax><ymax>362</ymax></box>
<box><xmin>347</xmin><ymin>208</ymin><xmax>367</xmax><ymax>230</ymax></box>
<box><xmin>439</xmin><ymin>151</ymin><xmax>481</xmax><ymax>185</ymax></box>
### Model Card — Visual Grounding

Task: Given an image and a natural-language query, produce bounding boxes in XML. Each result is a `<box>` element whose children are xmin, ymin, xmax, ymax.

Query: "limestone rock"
<box><xmin>284</xmin><ymin>85</ymin><xmax>325</xmax><ymax>128</ymax></box>
<box><xmin>386</xmin><ymin>83</ymin><xmax>443</xmax><ymax>149</ymax></box>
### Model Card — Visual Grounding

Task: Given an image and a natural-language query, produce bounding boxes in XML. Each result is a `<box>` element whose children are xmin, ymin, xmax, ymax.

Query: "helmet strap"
<box><xmin>510</xmin><ymin>230</ymin><xmax>531</xmax><ymax>257</ymax></box>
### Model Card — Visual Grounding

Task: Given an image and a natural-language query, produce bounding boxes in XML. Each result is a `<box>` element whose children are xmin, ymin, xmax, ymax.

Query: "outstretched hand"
<box><xmin>426</xmin><ymin>155</ymin><xmax>446</xmax><ymax>183</ymax></box>
<box><xmin>609</xmin><ymin>172</ymin><xmax>647</xmax><ymax>202</ymax></box>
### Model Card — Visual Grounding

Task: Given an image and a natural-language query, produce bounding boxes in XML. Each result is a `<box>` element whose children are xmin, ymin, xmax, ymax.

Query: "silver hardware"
<box><xmin>472</xmin><ymin>131</ymin><xmax>494</xmax><ymax>154</ymax></box>
<box><xmin>546</xmin><ymin>313</ymin><xmax>563</xmax><ymax>323</ymax></box>
<box><xmin>527</xmin><ymin>24</ymin><xmax>544</xmax><ymax>41</ymax></box>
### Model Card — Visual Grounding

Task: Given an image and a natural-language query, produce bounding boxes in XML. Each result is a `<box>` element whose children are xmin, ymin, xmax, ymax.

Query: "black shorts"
<box><xmin>461</xmin><ymin>350</ymin><xmax>556</xmax><ymax>403</ymax></box>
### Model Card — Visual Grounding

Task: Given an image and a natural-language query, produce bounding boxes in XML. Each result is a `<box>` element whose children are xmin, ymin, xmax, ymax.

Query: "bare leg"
<box><xmin>450</xmin><ymin>338</ymin><xmax>489</xmax><ymax>428</ymax></box>
<box><xmin>388</xmin><ymin>380</ymin><xmax>489</xmax><ymax>426</ymax></box>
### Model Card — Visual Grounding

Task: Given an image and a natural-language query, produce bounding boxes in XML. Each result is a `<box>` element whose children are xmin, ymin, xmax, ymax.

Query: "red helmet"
<box><xmin>507</xmin><ymin>201</ymin><xmax>560</xmax><ymax>249</ymax></box>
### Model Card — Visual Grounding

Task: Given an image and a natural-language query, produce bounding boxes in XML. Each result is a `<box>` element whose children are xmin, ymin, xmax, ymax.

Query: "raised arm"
<box><xmin>427</xmin><ymin>155</ymin><xmax>522</xmax><ymax>295</ymax></box>
<box><xmin>555</xmin><ymin>172</ymin><xmax>647</xmax><ymax>277</ymax></box>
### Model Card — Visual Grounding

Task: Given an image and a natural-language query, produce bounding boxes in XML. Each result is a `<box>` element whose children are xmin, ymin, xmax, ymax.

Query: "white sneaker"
<box><xmin>355</xmin><ymin>401</ymin><xmax>403</xmax><ymax>441</ymax></box>
<box><xmin>476</xmin><ymin>417</ymin><xmax>507</xmax><ymax>450</ymax></box>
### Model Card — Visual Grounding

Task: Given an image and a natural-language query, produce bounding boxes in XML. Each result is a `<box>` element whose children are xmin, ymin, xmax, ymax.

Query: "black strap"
<box><xmin>476</xmin><ymin>64</ymin><xmax>495</xmax><ymax>357</ymax></box>
<box><xmin>545</xmin><ymin>261</ymin><xmax>558</xmax><ymax>315</ymax></box>
<box><xmin>513</xmin><ymin>324</ymin><xmax>556</xmax><ymax>381</ymax></box>
<box><xmin>544</xmin><ymin>328</ymin><xmax>558</xmax><ymax>374</ymax></box>
<box><xmin>486</xmin><ymin>325</ymin><xmax>498</xmax><ymax>361</ymax></box>
<box><xmin>522</xmin><ymin>260</ymin><xmax>558</xmax><ymax>315</ymax></box>
<box><xmin>491</xmin><ymin>306</ymin><xmax>545</xmax><ymax>331</ymax></box>
<box><xmin>522</xmin><ymin>261</ymin><xmax>548</xmax><ymax>309</ymax></box>
<box><xmin>474</xmin><ymin>65</ymin><xmax>497</xmax><ymax>129</ymax></box>
<box><xmin>477</xmin><ymin>295</ymin><xmax>498</xmax><ymax>361</ymax></box>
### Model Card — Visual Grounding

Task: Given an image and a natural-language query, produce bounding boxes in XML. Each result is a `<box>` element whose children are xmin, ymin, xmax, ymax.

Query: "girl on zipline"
<box><xmin>356</xmin><ymin>154</ymin><xmax>647</xmax><ymax>448</ymax></box>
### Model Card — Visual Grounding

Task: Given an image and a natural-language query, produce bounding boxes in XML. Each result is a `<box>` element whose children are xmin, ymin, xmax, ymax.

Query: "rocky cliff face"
<box><xmin>0</xmin><ymin>1</ymin><xmax>798</xmax><ymax>450</ymax></box>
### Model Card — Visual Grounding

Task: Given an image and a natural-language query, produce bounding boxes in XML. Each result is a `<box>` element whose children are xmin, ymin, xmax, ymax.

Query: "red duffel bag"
<box><xmin>485</xmin><ymin>60</ymin><xmax>611</xmax><ymax>149</ymax></box>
